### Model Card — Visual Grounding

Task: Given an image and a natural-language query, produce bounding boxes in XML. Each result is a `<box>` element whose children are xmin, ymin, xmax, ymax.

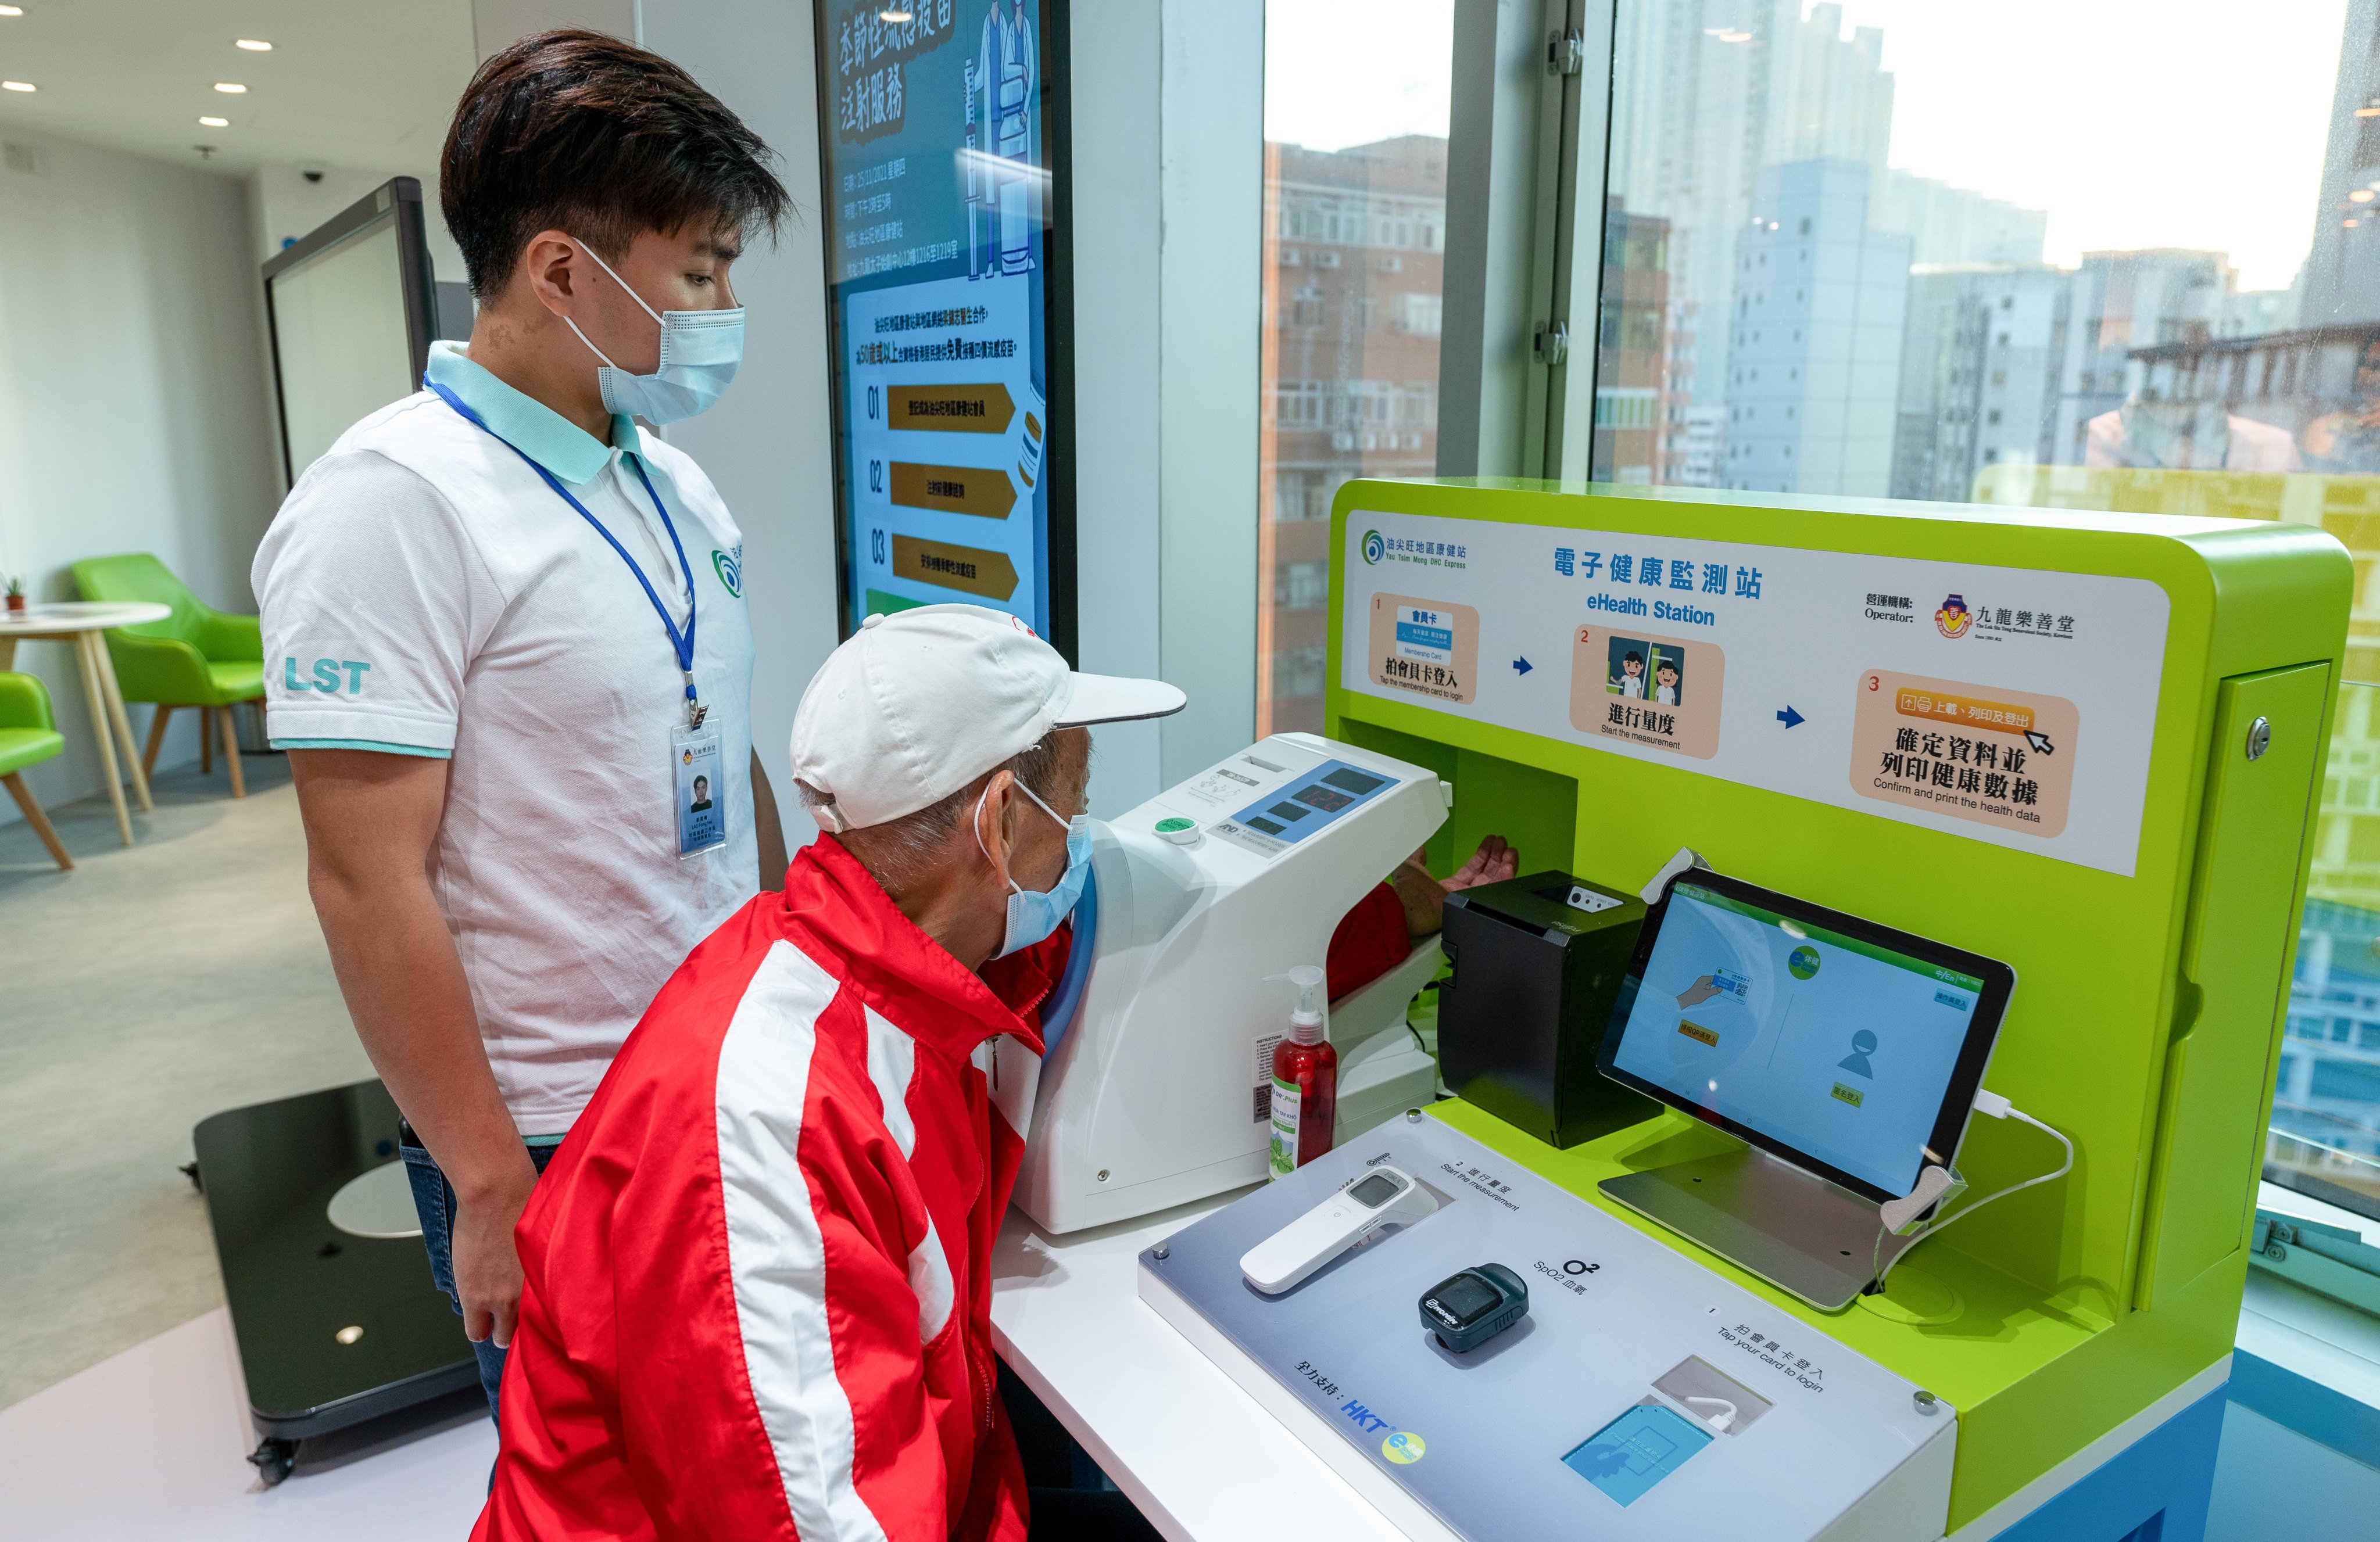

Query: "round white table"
<box><xmin>0</xmin><ymin>601</ymin><xmax>173</xmax><ymax>845</ymax></box>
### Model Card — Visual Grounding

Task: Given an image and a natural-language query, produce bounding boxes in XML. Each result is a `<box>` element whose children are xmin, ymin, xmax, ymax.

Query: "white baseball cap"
<box><xmin>790</xmin><ymin>604</ymin><xmax>1186</xmax><ymax>833</ymax></box>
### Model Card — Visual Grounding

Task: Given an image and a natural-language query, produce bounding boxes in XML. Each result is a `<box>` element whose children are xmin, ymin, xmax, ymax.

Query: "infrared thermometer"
<box><xmin>1241</xmin><ymin>1164</ymin><xmax>1438</xmax><ymax>1294</ymax></box>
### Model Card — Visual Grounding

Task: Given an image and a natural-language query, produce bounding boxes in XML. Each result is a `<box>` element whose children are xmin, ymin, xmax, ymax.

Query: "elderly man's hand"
<box><xmin>1440</xmin><ymin>834</ymin><xmax>1516</xmax><ymax>894</ymax></box>
<box><xmin>1389</xmin><ymin>835</ymin><xmax>1518</xmax><ymax>939</ymax></box>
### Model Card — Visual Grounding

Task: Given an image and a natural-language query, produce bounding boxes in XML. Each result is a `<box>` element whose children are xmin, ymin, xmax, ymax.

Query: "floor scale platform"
<box><xmin>1139</xmin><ymin>1115</ymin><xmax>1956</xmax><ymax>1541</ymax></box>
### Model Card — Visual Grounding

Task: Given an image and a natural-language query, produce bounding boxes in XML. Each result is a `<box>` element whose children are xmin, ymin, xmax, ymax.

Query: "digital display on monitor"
<box><xmin>818</xmin><ymin>0</ymin><xmax>1064</xmax><ymax>640</ymax></box>
<box><xmin>1608</xmin><ymin>882</ymin><xmax>1988</xmax><ymax>1197</ymax></box>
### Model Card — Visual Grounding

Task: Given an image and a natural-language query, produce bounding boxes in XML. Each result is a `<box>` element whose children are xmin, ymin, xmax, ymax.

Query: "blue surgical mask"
<box><xmin>976</xmin><ymin>778</ymin><xmax>1091</xmax><ymax>960</ymax></box>
<box><xmin>564</xmin><ymin>238</ymin><xmax>745</xmax><ymax>425</ymax></box>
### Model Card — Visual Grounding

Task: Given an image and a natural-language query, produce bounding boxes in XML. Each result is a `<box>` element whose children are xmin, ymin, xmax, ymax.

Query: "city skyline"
<box><xmin>1266</xmin><ymin>0</ymin><xmax>2345</xmax><ymax>291</ymax></box>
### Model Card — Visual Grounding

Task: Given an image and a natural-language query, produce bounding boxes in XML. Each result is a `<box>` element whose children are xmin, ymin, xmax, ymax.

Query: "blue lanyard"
<box><xmin>426</xmin><ymin>378</ymin><xmax>704</xmax><ymax>725</ymax></box>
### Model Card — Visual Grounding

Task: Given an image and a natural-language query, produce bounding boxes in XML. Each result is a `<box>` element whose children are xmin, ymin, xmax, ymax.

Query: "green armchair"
<box><xmin>0</xmin><ymin>671</ymin><xmax>72</xmax><ymax>870</ymax></box>
<box><xmin>70</xmin><ymin>553</ymin><xmax>264</xmax><ymax>798</ymax></box>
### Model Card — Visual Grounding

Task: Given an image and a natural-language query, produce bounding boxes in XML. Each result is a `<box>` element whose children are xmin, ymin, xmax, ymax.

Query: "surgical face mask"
<box><xmin>974</xmin><ymin>777</ymin><xmax>1090</xmax><ymax>960</ymax></box>
<box><xmin>564</xmin><ymin>238</ymin><xmax>745</xmax><ymax>426</ymax></box>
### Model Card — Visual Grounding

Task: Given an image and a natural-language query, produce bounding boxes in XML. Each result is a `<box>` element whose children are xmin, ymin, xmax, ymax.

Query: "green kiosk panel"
<box><xmin>1326</xmin><ymin>479</ymin><xmax>2349</xmax><ymax>1531</ymax></box>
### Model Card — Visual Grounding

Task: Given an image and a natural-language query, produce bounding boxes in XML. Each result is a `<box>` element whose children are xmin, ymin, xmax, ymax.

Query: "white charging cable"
<box><xmin>1870</xmin><ymin>1090</ymin><xmax>2073</xmax><ymax>1292</ymax></box>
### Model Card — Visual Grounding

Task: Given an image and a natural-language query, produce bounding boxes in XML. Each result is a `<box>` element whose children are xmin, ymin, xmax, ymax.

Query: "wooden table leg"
<box><xmin>75</xmin><ymin>633</ymin><xmax>134</xmax><ymax>845</ymax></box>
<box><xmin>0</xmin><ymin>636</ymin><xmax>16</xmax><ymax>670</ymax></box>
<box><xmin>89</xmin><ymin>635</ymin><xmax>151</xmax><ymax>812</ymax></box>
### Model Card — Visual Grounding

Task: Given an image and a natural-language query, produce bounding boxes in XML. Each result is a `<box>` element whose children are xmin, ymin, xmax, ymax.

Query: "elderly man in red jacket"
<box><xmin>477</xmin><ymin>604</ymin><xmax>1183</xmax><ymax>1541</ymax></box>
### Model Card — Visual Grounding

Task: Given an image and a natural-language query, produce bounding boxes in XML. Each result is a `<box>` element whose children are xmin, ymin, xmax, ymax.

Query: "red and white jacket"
<box><xmin>475</xmin><ymin>835</ymin><xmax>1064</xmax><ymax>1542</ymax></box>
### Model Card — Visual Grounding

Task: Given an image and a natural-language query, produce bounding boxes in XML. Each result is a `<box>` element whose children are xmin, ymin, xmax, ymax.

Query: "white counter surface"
<box><xmin>989</xmin><ymin>1189</ymin><xmax>1411</xmax><ymax>1542</ymax></box>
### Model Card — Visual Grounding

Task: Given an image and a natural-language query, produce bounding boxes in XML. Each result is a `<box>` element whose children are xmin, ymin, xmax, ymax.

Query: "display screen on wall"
<box><xmin>261</xmin><ymin>178</ymin><xmax>438</xmax><ymax>487</ymax></box>
<box><xmin>816</xmin><ymin>0</ymin><xmax>1073</xmax><ymax>654</ymax></box>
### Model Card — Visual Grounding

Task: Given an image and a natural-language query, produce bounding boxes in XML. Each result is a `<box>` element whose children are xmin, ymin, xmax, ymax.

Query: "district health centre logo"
<box><xmin>713</xmin><ymin>548</ymin><xmax>743</xmax><ymax>598</ymax></box>
<box><xmin>1362</xmin><ymin>529</ymin><xmax>1385</xmax><ymax>565</ymax></box>
<box><xmin>1934</xmin><ymin>593</ymin><xmax>1972</xmax><ymax>639</ymax></box>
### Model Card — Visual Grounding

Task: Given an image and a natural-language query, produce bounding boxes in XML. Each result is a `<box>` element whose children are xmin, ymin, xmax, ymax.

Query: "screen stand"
<box><xmin>1600</xmin><ymin>1145</ymin><xmax>1918</xmax><ymax>1312</ymax></box>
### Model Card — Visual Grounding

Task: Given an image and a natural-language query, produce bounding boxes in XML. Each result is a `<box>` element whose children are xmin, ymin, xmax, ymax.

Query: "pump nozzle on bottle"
<box><xmin>1265</xmin><ymin>965</ymin><xmax>1329</xmax><ymax>1044</ymax></box>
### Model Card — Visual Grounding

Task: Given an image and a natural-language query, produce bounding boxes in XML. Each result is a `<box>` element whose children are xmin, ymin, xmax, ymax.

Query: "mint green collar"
<box><xmin>425</xmin><ymin>340</ymin><xmax>644</xmax><ymax>488</ymax></box>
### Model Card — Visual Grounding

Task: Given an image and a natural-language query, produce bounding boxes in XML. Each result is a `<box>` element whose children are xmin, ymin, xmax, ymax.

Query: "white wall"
<box><xmin>0</xmin><ymin>130</ymin><xmax>281</xmax><ymax>825</ymax></box>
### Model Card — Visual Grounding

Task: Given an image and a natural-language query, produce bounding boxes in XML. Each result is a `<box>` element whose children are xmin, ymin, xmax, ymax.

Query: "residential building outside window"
<box><xmin>1258</xmin><ymin>1</ymin><xmax>1454</xmax><ymax>735</ymax></box>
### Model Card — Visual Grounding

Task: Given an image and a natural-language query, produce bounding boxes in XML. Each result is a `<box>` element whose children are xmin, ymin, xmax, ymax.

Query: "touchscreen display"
<box><xmin>1609</xmin><ymin>883</ymin><xmax>1984</xmax><ymax>1196</ymax></box>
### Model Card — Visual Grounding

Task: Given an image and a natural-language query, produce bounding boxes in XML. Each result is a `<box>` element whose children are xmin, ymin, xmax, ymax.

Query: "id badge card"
<box><xmin>672</xmin><ymin>722</ymin><xmax>728</xmax><ymax>859</ymax></box>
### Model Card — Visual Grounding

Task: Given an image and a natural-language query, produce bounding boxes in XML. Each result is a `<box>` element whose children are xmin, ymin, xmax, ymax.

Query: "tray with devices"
<box><xmin>1139</xmin><ymin>1116</ymin><xmax>1958</xmax><ymax>1542</ymax></box>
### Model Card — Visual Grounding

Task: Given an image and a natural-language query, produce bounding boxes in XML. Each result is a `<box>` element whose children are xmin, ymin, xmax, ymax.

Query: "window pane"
<box><xmin>1259</xmin><ymin>1</ymin><xmax>1455</xmax><ymax>735</ymax></box>
<box><xmin>2277</xmin><ymin>683</ymin><xmax>2380</xmax><ymax>1217</ymax></box>
<box><xmin>1597</xmin><ymin>1</ymin><xmax>2374</xmax><ymax>498</ymax></box>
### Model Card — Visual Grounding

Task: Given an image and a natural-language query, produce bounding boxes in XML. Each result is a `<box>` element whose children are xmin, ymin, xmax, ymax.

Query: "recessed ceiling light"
<box><xmin>1</xmin><ymin>80</ymin><xmax>34</xmax><ymax>92</ymax></box>
<box><xmin>0</xmin><ymin>6</ymin><xmax>24</xmax><ymax>16</ymax></box>
<box><xmin>198</xmin><ymin>115</ymin><xmax>229</xmax><ymax>128</ymax></box>
<box><xmin>234</xmin><ymin>38</ymin><xmax>272</xmax><ymax>51</ymax></box>
<box><xmin>213</xmin><ymin>82</ymin><xmax>246</xmax><ymax>94</ymax></box>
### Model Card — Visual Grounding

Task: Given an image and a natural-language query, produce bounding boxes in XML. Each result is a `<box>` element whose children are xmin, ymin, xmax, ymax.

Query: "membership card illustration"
<box><xmin>1368</xmin><ymin>594</ymin><xmax>1479</xmax><ymax>705</ymax></box>
<box><xmin>1849</xmin><ymin>670</ymin><xmax>2080</xmax><ymax>838</ymax></box>
<box><xmin>1570</xmin><ymin>626</ymin><xmax>1726</xmax><ymax>759</ymax></box>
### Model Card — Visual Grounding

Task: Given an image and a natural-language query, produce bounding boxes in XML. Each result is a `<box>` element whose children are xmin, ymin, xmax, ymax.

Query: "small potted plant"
<box><xmin>4</xmin><ymin>576</ymin><xmax>24</xmax><ymax>616</ymax></box>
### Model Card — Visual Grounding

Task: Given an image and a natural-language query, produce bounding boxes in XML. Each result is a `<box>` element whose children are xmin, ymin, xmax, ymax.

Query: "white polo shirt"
<box><xmin>255</xmin><ymin>340</ymin><xmax>759</xmax><ymax>1135</ymax></box>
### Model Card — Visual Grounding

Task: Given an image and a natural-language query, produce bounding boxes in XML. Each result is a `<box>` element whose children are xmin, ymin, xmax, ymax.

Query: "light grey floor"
<box><xmin>0</xmin><ymin>751</ymin><xmax>371</xmax><ymax>1411</ymax></box>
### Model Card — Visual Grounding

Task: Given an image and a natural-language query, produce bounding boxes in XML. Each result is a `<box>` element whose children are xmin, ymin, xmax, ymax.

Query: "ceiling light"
<box><xmin>198</xmin><ymin>115</ymin><xmax>229</xmax><ymax>128</ymax></box>
<box><xmin>234</xmin><ymin>38</ymin><xmax>272</xmax><ymax>51</ymax></box>
<box><xmin>1</xmin><ymin>80</ymin><xmax>33</xmax><ymax>92</ymax></box>
<box><xmin>214</xmin><ymin>82</ymin><xmax>246</xmax><ymax>94</ymax></box>
<box><xmin>879</xmin><ymin>7</ymin><xmax>914</xmax><ymax>19</ymax></box>
<box><xmin>2355</xmin><ymin>190</ymin><xmax>2375</xmax><ymax>203</ymax></box>
<box><xmin>0</xmin><ymin>6</ymin><xmax>23</xmax><ymax>15</ymax></box>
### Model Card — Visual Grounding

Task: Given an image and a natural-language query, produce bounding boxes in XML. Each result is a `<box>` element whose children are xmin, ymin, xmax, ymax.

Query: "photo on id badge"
<box><xmin>674</xmin><ymin>726</ymin><xmax>726</xmax><ymax>858</ymax></box>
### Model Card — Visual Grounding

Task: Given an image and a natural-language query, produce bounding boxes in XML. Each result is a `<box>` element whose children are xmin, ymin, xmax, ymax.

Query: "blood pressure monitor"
<box><xmin>1240</xmin><ymin>1164</ymin><xmax>1437</xmax><ymax>1294</ymax></box>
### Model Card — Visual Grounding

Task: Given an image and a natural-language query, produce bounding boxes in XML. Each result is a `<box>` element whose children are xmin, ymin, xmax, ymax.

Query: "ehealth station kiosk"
<box><xmin>993</xmin><ymin>478</ymin><xmax>2349</xmax><ymax>1542</ymax></box>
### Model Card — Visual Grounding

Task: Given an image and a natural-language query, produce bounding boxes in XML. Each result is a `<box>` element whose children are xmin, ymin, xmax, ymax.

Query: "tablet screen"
<box><xmin>1607</xmin><ymin>881</ymin><xmax>1989</xmax><ymax>1198</ymax></box>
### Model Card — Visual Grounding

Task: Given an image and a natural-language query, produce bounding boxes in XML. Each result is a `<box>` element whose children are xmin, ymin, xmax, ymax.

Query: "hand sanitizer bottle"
<box><xmin>1266</xmin><ymin>966</ymin><xmax>1338</xmax><ymax>1178</ymax></box>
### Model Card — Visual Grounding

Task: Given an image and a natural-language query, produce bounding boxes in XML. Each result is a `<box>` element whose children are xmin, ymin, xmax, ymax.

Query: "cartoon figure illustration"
<box><xmin>1935</xmin><ymin>594</ymin><xmax>1972</xmax><ymax>640</ymax></box>
<box><xmin>1838</xmin><ymin>1029</ymin><xmax>1877</xmax><ymax>1079</ymax></box>
<box><xmin>1614</xmin><ymin>649</ymin><xmax>1645</xmax><ymax>697</ymax></box>
<box><xmin>1654</xmin><ymin>658</ymin><xmax>1681</xmax><ymax>706</ymax></box>
<box><xmin>967</xmin><ymin>0</ymin><xmax>1038</xmax><ymax>279</ymax></box>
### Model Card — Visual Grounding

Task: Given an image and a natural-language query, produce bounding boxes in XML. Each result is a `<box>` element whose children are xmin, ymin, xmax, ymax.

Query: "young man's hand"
<box><xmin>290</xmin><ymin>747</ymin><xmax>541</xmax><ymax>1345</ymax></box>
<box><xmin>454</xmin><ymin>1162</ymin><xmax>541</xmax><ymax>1345</ymax></box>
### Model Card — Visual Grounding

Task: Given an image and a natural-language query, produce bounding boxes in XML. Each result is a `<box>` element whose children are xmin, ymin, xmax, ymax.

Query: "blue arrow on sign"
<box><xmin>1777</xmin><ymin>706</ymin><xmax>1805</xmax><ymax>729</ymax></box>
<box><xmin>1513</xmin><ymin>657</ymin><xmax>1534</xmax><ymax>676</ymax></box>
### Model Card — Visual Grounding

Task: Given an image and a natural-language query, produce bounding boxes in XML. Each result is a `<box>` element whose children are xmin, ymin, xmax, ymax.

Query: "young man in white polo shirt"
<box><xmin>253</xmin><ymin>30</ymin><xmax>790</xmax><ymax>1417</ymax></box>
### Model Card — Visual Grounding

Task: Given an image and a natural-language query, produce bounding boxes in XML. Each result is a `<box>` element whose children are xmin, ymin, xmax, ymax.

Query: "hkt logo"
<box><xmin>1362</xmin><ymin>529</ymin><xmax>1385</xmax><ymax>565</ymax></box>
<box><xmin>1934</xmin><ymin>594</ymin><xmax>1973</xmax><ymax>639</ymax></box>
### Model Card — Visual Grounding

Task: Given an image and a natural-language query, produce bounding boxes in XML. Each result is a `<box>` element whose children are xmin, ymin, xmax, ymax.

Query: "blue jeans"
<box><xmin>399</xmin><ymin>1123</ymin><xmax>557</xmax><ymax>1422</ymax></box>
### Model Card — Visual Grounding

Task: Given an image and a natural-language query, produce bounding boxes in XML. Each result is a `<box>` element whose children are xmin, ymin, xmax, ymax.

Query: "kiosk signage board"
<box><xmin>1340</xmin><ymin>511</ymin><xmax>2170</xmax><ymax>876</ymax></box>
<box><xmin>815</xmin><ymin>0</ymin><xmax>1073</xmax><ymax>652</ymax></box>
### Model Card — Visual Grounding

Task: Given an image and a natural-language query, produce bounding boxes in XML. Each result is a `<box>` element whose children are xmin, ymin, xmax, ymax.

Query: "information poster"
<box><xmin>1340</xmin><ymin>514</ymin><xmax>2170</xmax><ymax>877</ymax></box>
<box><xmin>820</xmin><ymin>1</ymin><xmax>1058</xmax><ymax>636</ymax></box>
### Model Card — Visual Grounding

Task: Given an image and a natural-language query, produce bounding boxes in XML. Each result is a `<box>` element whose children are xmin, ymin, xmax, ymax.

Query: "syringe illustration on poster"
<box><xmin>824</xmin><ymin>1</ymin><xmax>1053</xmax><ymax>633</ymax></box>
